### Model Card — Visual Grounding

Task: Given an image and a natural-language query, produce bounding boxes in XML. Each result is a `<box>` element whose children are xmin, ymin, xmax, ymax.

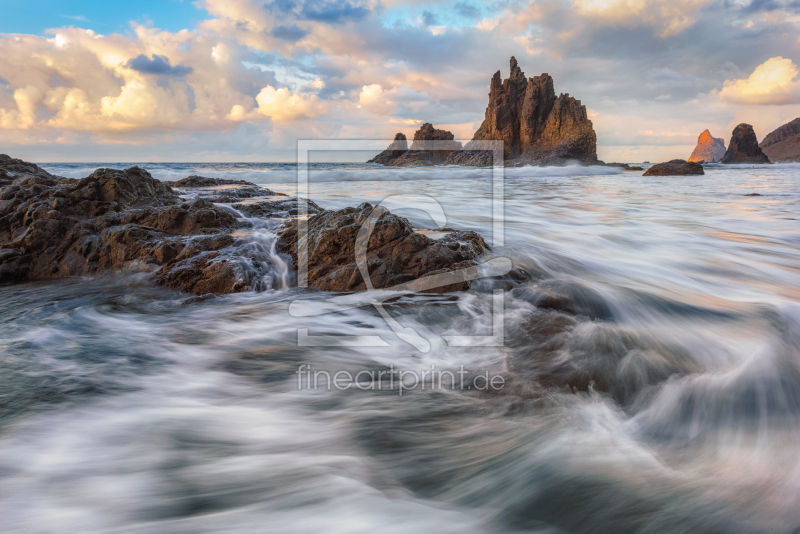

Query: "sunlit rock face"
<box><xmin>445</xmin><ymin>56</ymin><xmax>597</xmax><ymax>166</ymax></box>
<box><xmin>760</xmin><ymin>118</ymin><xmax>800</xmax><ymax>162</ymax></box>
<box><xmin>688</xmin><ymin>130</ymin><xmax>726</xmax><ymax>163</ymax></box>
<box><xmin>721</xmin><ymin>123</ymin><xmax>770</xmax><ymax>164</ymax></box>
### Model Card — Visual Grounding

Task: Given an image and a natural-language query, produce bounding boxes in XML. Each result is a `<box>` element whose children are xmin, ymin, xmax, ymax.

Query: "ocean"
<box><xmin>1</xmin><ymin>161</ymin><xmax>799</xmax><ymax>532</ymax></box>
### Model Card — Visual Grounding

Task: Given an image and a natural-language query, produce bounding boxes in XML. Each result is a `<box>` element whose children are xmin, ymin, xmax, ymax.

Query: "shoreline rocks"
<box><xmin>721</xmin><ymin>124</ymin><xmax>770</xmax><ymax>164</ymax></box>
<box><xmin>642</xmin><ymin>160</ymin><xmax>704</xmax><ymax>176</ymax></box>
<box><xmin>1</xmin><ymin>155</ymin><xmax>490</xmax><ymax>296</ymax></box>
<box><xmin>688</xmin><ymin>130</ymin><xmax>726</xmax><ymax>163</ymax></box>
<box><xmin>760</xmin><ymin>117</ymin><xmax>800</xmax><ymax>162</ymax></box>
<box><xmin>368</xmin><ymin>124</ymin><xmax>462</xmax><ymax>167</ymax></box>
<box><xmin>276</xmin><ymin>202</ymin><xmax>486</xmax><ymax>293</ymax></box>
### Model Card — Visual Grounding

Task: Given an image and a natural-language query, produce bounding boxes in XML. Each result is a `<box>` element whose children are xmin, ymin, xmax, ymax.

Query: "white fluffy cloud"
<box><xmin>716</xmin><ymin>57</ymin><xmax>800</xmax><ymax>105</ymax></box>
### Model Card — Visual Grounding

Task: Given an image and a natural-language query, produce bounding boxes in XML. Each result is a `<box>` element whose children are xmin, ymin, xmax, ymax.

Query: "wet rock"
<box><xmin>368</xmin><ymin>133</ymin><xmax>409</xmax><ymax>165</ymax></box>
<box><xmin>642</xmin><ymin>160</ymin><xmax>704</xmax><ymax>176</ymax></box>
<box><xmin>169</xmin><ymin>176</ymin><xmax>255</xmax><ymax>187</ymax></box>
<box><xmin>721</xmin><ymin>123</ymin><xmax>770</xmax><ymax>164</ymax></box>
<box><xmin>444</xmin><ymin>57</ymin><xmax>597</xmax><ymax>166</ymax></box>
<box><xmin>513</xmin><ymin>279</ymin><xmax>614</xmax><ymax>321</ymax></box>
<box><xmin>232</xmin><ymin>198</ymin><xmax>324</xmax><ymax>219</ymax></box>
<box><xmin>276</xmin><ymin>202</ymin><xmax>486</xmax><ymax>293</ymax></box>
<box><xmin>606</xmin><ymin>162</ymin><xmax>644</xmax><ymax>171</ymax></box>
<box><xmin>688</xmin><ymin>129</ymin><xmax>726</xmax><ymax>163</ymax></box>
<box><xmin>760</xmin><ymin>117</ymin><xmax>800</xmax><ymax>162</ymax></box>
<box><xmin>0</xmin><ymin>156</ymin><xmax>245</xmax><ymax>293</ymax></box>
<box><xmin>0</xmin><ymin>154</ymin><xmax>59</xmax><ymax>187</ymax></box>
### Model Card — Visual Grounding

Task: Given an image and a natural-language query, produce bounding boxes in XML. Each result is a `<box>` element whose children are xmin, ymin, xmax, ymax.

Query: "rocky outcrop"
<box><xmin>369</xmin><ymin>125</ymin><xmax>462</xmax><ymax>166</ymax></box>
<box><xmin>642</xmin><ymin>160</ymin><xmax>704</xmax><ymax>176</ymax></box>
<box><xmin>276</xmin><ymin>202</ymin><xmax>486</xmax><ymax>293</ymax></box>
<box><xmin>0</xmin><ymin>158</ymin><xmax>246</xmax><ymax>290</ymax></box>
<box><xmin>368</xmin><ymin>133</ymin><xmax>409</xmax><ymax>165</ymax></box>
<box><xmin>721</xmin><ymin>124</ymin><xmax>770</xmax><ymax>164</ymax></box>
<box><xmin>688</xmin><ymin>130</ymin><xmax>726</xmax><ymax>163</ymax></box>
<box><xmin>760</xmin><ymin>118</ymin><xmax>800</xmax><ymax>162</ymax></box>
<box><xmin>444</xmin><ymin>57</ymin><xmax>597</xmax><ymax>166</ymax></box>
<box><xmin>606</xmin><ymin>162</ymin><xmax>644</xmax><ymax>171</ymax></box>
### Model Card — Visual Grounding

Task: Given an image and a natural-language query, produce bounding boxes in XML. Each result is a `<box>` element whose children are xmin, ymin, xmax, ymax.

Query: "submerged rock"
<box><xmin>606</xmin><ymin>162</ymin><xmax>644</xmax><ymax>171</ymax></box>
<box><xmin>688</xmin><ymin>130</ymin><xmax>726</xmax><ymax>163</ymax></box>
<box><xmin>760</xmin><ymin>117</ymin><xmax>800</xmax><ymax>162</ymax></box>
<box><xmin>276</xmin><ymin>202</ymin><xmax>486</xmax><ymax>293</ymax></box>
<box><xmin>444</xmin><ymin>57</ymin><xmax>597</xmax><ymax>166</ymax></box>
<box><xmin>721</xmin><ymin>123</ymin><xmax>770</xmax><ymax>164</ymax></box>
<box><xmin>642</xmin><ymin>160</ymin><xmax>704</xmax><ymax>176</ymax></box>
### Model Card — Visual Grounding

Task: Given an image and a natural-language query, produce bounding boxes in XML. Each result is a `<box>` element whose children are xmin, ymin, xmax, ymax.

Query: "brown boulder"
<box><xmin>760</xmin><ymin>118</ymin><xmax>800</xmax><ymax>162</ymax></box>
<box><xmin>721</xmin><ymin>124</ymin><xmax>770</xmax><ymax>164</ymax></box>
<box><xmin>277</xmin><ymin>202</ymin><xmax>486</xmax><ymax>293</ymax></box>
<box><xmin>688</xmin><ymin>130</ymin><xmax>726</xmax><ymax>163</ymax></box>
<box><xmin>643</xmin><ymin>160</ymin><xmax>704</xmax><ymax>176</ymax></box>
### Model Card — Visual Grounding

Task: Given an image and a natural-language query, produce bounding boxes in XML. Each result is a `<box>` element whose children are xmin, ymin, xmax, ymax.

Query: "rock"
<box><xmin>169</xmin><ymin>176</ymin><xmax>255</xmax><ymax>187</ymax></box>
<box><xmin>642</xmin><ymin>160</ymin><xmax>704</xmax><ymax>176</ymax></box>
<box><xmin>606</xmin><ymin>162</ymin><xmax>644</xmax><ymax>171</ymax></box>
<box><xmin>0</xmin><ymin>154</ymin><xmax>59</xmax><ymax>186</ymax></box>
<box><xmin>721</xmin><ymin>123</ymin><xmax>770</xmax><ymax>164</ymax></box>
<box><xmin>0</xmin><ymin>156</ymin><xmax>246</xmax><ymax>293</ymax></box>
<box><xmin>444</xmin><ymin>57</ymin><xmax>597</xmax><ymax>166</ymax></box>
<box><xmin>760</xmin><ymin>117</ymin><xmax>800</xmax><ymax>162</ymax></box>
<box><xmin>276</xmin><ymin>202</ymin><xmax>486</xmax><ymax>293</ymax></box>
<box><xmin>688</xmin><ymin>130</ymin><xmax>726</xmax><ymax>163</ymax></box>
<box><xmin>232</xmin><ymin>198</ymin><xmax>324</xmax><ymax>219</ymax></box>
<box><xmin>369</xmin><ymin>124</ymin><xmax>461</xmax><ymax>166</ymax></box>
<box><xmin>368</xmin><ymin>133</ymin><xmax>409</xmax><ymax>165</ymax></box>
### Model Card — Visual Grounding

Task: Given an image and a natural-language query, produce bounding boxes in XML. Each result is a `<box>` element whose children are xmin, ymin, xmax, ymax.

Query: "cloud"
<box><xmin>127</xmin><ymin>54</ymin><xmax>194</xmax><ymax>76</ymax></box>
<box><xmin>571</xmin><ymin>0</ymin><xmax>715</xmax><ymax>36</ymax></box>
<box><xmin>421</xmin><ymin>10</ymin><xmax>439</xmax><ymax>26</ymax></box>
<box><xmin>454</xmin><ymin>2</ymin><xmax>481</xmax><ymax>19</ymax></box>
<box><xmin>270</xmin><ymin>24</ymin><xmax>309</xmax><ymax>41</ymax></box>
<box><xmin>253</xmin><ymin>86</ymin><xmax>329</xmax><ymax>121</ymax></box>
<box><xmin>716</xmin><ymin>56</ymin><xmax>800</xmax><ymax>104</ymax></box>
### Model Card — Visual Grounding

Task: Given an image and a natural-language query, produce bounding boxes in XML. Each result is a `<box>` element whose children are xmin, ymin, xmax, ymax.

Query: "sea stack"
<box><xmin>368</xmin><ymin>124</ymin><xmax>461</xmax><ymax>166</ymax></box>
<box><xmin>445</xmin><ymin>57</ymin><xmax>597</xmax><ymax>166</ymax></box>
<box><xmin>688</xmin><ymin>130</ymin><xmax>726</xmax><ymax>163</ymax></box>
<box><xmin>721</xmin><ymin>123</ymin><xmax>770</xmax><ymax>164</ymax></box>
<box><xmin>760</xmin><ymin>117</ymin><xmax>800</xmax><ymax>162</ymax></box>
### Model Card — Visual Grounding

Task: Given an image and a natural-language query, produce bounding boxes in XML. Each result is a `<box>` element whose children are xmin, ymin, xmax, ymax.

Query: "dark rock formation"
<box><xmin>276</xmin><ymin>202</ymin><xmax>486</xmax><ymax>293</ymax></box>
<box><xmin>168</xmin><ymin>176</ymin><xmax>286</xmax><ymax>202</ymax></box>
<box><xmin>368</xmin><ymin>133</ymin><xmax>408</xmax><ymax>165</ymax></box>
<box><xmin>760</xmin><ymin>118</ymin><xmax>800</xmax><ymax>162</ymax></box>
<box><xmin>721</xmin><ymin>124</ymin><xmax>770</xmax><ymax>164</ymax></box>
<box><xmin>0</xmin><ymin>156</ymin><xmax>247</xmax><ymax>292</ymax></box>
<box><xmin>169</xmin><ymin>176</ymin><xmax>254</xmax><ymax>187</ymax></box>
<box><xmin>444</xmin><ymin>57</ymin><xmax>597</xmax><ymax>166</ymax></box>
<box><xmin>233</xmin><ymin>198</ymin><xmax>325</xmax><ymax>219</ymax></box>
<box><xmin>369</xmin><ymin>124</ymin><xmax>461</xmax><ymax>166</ymax></box>
<box><xmin>688</xmin><ymin>130</ymin><xmax>726</xmax><ymax>163</ymax></box>
<box><xmin>642</xmin><ymin>160</ymin><xmax>704</xmax><ymax>176</ymax></box>
<box><xmin>606</xmin><ymin>162</ymin><xmax>644</xmax><ymax>171</ymax></box>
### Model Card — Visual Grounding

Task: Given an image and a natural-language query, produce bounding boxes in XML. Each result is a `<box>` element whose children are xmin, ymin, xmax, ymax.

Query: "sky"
<box><xmin>1</xmin><ymin>0</ymin><xmax>799</xmax><ymax>162</ymax></box>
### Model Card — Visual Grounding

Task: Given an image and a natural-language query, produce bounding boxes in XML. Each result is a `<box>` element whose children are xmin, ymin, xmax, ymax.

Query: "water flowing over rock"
<box><xmin>276</xmin><ymin>202</ymin><xmax>486</xmax><ymax>293</ymax></box>
<box><xmin>721</xmin><ymin>124</ymin><xmax>770</xmax><ymax>164</ymax></box>
<box><xmin>444</xmin><ymin>57</ymin><xmax>597</xmax><ymax>166</ymax></box>
<box><xmin>369</xmin><ymin>125</ymin><xmax>461</xmax><ymax>166</ymax></box>
<box><xmin>760</xmin><ymin>117</ymin><xmax>800</xmax><ymax>162</ymax></box>
<box><xmin>643</xmin><ymin>160</ymin><xmax>704</xmax><ymax>176</ymax></box>
<box><xmin>688</xmin><ymin>130</ymin><xmax>726</xmax><ymax>163</ymax></box>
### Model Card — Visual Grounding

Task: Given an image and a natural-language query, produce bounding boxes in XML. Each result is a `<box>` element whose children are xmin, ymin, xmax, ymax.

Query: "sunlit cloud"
<box><xmin>716</xmin><ymin>56</ymin><xmax>800</xmax><ymax>105</ymax></box>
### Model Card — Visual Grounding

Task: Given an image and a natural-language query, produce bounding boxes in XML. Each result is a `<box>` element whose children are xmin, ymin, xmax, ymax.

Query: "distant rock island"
<box><xmin>760</xmin><ymin>117</ymin><xmax>800</xmax><ymax>162</ymax></box>
<box><xmin>688</xmin><ymin>130</ymin><xmax>725</xmax><ymax>163</ymax></box>
<box><xmin>721</xmin><ymin>123</ymin><xmax>770</xmax><ymax>164</ymax></box>
<box><xmin>369</xmin><ymin>57</ymin><xmax>597</xmax><ymax>167</ymax></box>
